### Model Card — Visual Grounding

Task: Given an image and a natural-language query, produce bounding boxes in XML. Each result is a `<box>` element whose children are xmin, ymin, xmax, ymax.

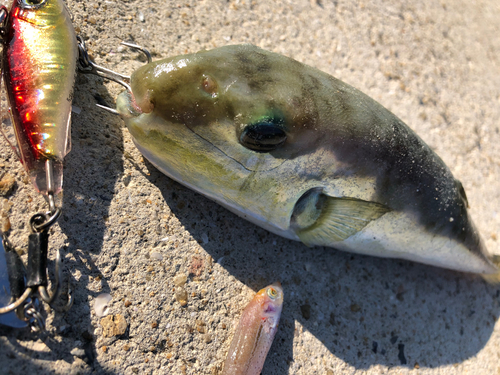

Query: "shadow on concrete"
<box><xmin>143</xmin><ymin>158</ymin><xmax>500</xmax><ymax>373</ymax></box>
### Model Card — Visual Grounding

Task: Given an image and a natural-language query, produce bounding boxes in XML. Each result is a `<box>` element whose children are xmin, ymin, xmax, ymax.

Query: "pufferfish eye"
<box><xmin>267</xmin><ymin>287</ymin><xmax>278</xmax><ymax>299</ymax></box>
<box><xmin>240</xmin><ymin>118</ymin><xmax>287</xmax><ymax>153</ymax></box>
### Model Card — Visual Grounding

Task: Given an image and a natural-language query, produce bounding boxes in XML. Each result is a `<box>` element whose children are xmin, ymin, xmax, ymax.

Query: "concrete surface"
<box><xmin>1</xmin><ymin>0</ymin><xmax>500</xmax><ymax>374</ymax></box>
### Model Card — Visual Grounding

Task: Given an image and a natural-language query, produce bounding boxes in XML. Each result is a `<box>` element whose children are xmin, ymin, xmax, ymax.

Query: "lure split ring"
<box><xmin>30</xmin><ymin>208</ymin><xmax>61</xmax><ymax>233</ymax></box>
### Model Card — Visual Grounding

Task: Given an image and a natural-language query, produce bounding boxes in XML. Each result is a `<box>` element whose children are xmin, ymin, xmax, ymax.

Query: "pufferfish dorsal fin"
<box><xmin>291</xmin><ymin>188</ymin><xmax>391</xmax><ymax>247</ymax></box>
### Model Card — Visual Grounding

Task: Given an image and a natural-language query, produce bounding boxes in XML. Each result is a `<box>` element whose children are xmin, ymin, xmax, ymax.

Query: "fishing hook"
<box><xmin>77</xmin><ymin>35</ymin><xmax>132</xmax><ymax>93</ymax></box>
<box><xmin>121</xmin><ymin>41</ymin><xmax>152</xmax><ymax>64</ymax></box>
<box><xmin>76</xmin><ymin>35</ymin><xmax>152</xmax><ymax>115</ymax></box>
<box><xmin>0</xmin><ymin>288</ymin><xmax>32</xmax><ymax>314</ymax></box>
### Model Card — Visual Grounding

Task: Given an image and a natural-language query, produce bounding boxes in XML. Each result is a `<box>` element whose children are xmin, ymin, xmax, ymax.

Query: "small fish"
<box><xmin>116</xmin><ymin>44</ymin><xmax>497</xmax><ymax>275</ymax></box>
<box><xmin>222</xmin><ymin>282</ymin><xmax>283</xmax><ymax>375</ymax></box>
<box><xmin>2</xmin><ymin>0</ymin><xmax>77</xmax><ymax>195</ymax></box>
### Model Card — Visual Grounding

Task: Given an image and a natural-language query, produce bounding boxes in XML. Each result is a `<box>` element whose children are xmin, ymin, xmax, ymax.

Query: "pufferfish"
<box><xmin>116</xmin><ymin>44</ymin><xmax>497</xmax><ymax>276</ymax></box>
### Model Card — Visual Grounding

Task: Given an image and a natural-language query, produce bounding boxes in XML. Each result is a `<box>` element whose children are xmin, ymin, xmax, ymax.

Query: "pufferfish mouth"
<box><xmin>116</xmin><ymin>90</ymin><xmax>289</xmax><ymax>173</ymax></box>
<box><xmin>116</xmin><ymin>91</ymin><xmax>146</xmax><ymax>118</ymax></box>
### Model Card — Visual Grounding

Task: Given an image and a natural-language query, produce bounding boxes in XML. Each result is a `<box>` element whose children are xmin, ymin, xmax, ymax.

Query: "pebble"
<box><xmin>70</xmin><ymin>358</ymin><xmax>90</xmax><ymax>375</ymax></box>
<box><xmin>100</xmin><ymin>314</ymin><xmax>128</xmax><ymax>337</ymax></box>
<box><xmin>151</xmin><ymin>251</ymin><xmax>163</xmax><ymax>260</ymax></box>
<box><xmin>196</xmin><ymin>320</ymin><xmax>206</xmax><ymax>333</ymax></box>
<box><xmin>138</xmin><ymin>10</ymin><xmax>145</xmax><ymax>22</ymax></box>
<box><xmin>175</xmin><ymin>287</ymin><xmax>188</xmax><ymax>306</ymax></box>
<box><xmin>70</xmin><ymin>348</ymin><xmax>86</xmax><ymax>357</ymax></box>
<box><xmin>173</xmin><ymin>273</ymin><xmax>187</xmax><ymax>287</ymax></box>
<box><xmin>0</xmin><ymin>174</ymin><xmax>15</xmax><ymax>196</ymax></box>
<box><xmin>1</xmin><ymin>214</ymin><xmax>10</xmax><ymax>232</ymax></box>
<box><xmin>189</xmin><ymin>256</ymin><xmax>205</xmax><ymax>277</ymax></box>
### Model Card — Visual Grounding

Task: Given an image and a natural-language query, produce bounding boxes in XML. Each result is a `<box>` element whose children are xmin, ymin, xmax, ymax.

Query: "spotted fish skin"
<box><xmin>117</xmin><ymin>44</ymin><xmax>496</xmax><ymax>275</ymax></box>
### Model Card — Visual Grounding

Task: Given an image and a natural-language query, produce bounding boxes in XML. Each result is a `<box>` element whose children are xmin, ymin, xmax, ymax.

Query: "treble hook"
<box><xmin>27</xmin><ymin>160</ymin><xmax>63</xmax><ymax>306</ymax></box>
<box><xmin>0</xmin><ymin>160</ymin><xmax>68</xmax><ymax>330</ymax></box>
<box><xmin>76</xmin><ymin>35</ymin><xmax>152</xmax><ymax>115</ymax></box>
<box><xmin>77</xmin><ymin>35</ymin><xmax>132</xmax><ymax>93</ymax></box>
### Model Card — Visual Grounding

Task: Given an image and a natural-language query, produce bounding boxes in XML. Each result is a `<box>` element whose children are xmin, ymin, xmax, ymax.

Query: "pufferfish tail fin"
<box><xmin>290</xmin><ymin>188</ymin><xmax>390</xmax><ymax>247</ymax></box>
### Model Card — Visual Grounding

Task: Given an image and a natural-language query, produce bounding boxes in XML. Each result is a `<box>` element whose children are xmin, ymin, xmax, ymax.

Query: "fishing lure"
<box><xmin>113</xmin><ymin>44</ymin><xmax>497</xmax><ymax>276</ymax></box>
<box><xmin>3</xmin><ymin>0</ymin><xmax>76</xmax><ymax>196</ymax></box>
<box><xmin>0</xmin><ymin>0</ymin><xmax>77</xmax><ymax>330</ymax></box>
<box><xmin>222</xmin><ymin>282</ymin><xmax>284</xmax><ymax>375</ymax></box>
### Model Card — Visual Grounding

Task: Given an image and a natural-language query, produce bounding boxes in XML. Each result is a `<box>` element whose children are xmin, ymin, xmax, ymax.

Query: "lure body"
<box><xmin>222</xmin><ymin>282</ymin><xmax>283</xmax><ymax>375</ymax></box>
<box><xmin>117</xmin><ymin>44</ymin><xmax>497</xmax><ymax>275</ymax></box>
<box><xmin>2</xmin><ymin>0</ymin><xmax>77</xmax><ymax>194</ymax></box>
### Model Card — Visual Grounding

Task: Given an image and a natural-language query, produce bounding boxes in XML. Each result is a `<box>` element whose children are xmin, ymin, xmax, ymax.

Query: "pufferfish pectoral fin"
<box><xmin>291</xmin><ymin>188</ymin><xmax>390</xmax><ymax>247</ymax></box>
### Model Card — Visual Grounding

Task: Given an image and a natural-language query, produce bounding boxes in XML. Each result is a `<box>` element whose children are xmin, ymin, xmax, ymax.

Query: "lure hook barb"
<box><xmin>120</xmin><ymin>41</ymin><xmax>152</xmax><ymax>64</ymax></box>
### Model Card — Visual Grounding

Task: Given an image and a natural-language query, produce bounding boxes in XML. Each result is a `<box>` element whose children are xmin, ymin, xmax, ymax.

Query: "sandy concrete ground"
<box><xmin>1</xmin><ymin>0</ymin><xmax>500</xmax><ymax>374</ymax></box>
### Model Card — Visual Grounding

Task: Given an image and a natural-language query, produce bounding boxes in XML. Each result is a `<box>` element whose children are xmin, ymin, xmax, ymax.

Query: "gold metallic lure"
<box><xmin>2</xmin><ymin>0</ymin><xmax>77</xmax><ymax>195</ymax></box>
<box><xmin>116</xmin><ymin>45</ymin><xmax>497</xmax><ymax>276</ymax></box>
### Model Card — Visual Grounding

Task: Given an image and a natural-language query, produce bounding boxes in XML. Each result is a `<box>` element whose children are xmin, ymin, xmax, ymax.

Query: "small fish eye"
<box><xmin>201</xmin><ymin>75</ymin><xmax>218</xmax><ymax>98</ymax></box>
<box><xmin>267</xmin><ymin>287</ymin><xmax>278</xmax><ymax>299</ymax></box>
<box><xmin>240</xmin><ymin>119</ymin><xmax>287</xmax><ymax>153</ymax></box>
